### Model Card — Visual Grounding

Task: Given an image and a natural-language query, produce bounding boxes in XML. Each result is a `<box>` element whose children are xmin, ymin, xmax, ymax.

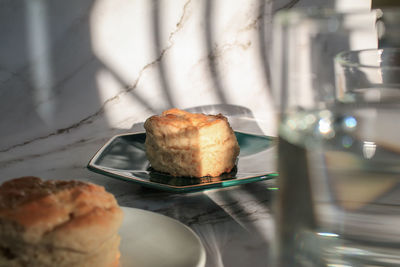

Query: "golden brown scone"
<box><xmin>0</xmin><ymin>176</ymin><xmax>123</xmax><ymax>267</ymax></box>
<box><xmin>144</xmin><ymin>108</ymin><xmax>240</xmax><ymax>177</ymax></box>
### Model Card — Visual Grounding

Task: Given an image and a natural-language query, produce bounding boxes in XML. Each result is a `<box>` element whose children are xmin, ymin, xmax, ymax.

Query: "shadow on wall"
<box><xmin>0</xmin><ymin>0</ymin><xmax>275</xmax><ymax>152</ymax></box>
<box><xmin>0</xmin><ymin>0</ymin><xmax>109</xmax><ymax>151</ymax></box>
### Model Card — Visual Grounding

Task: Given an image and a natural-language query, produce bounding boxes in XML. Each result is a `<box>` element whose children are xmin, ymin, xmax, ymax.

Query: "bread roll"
<box><xmin>0</xmin><ymin>176</ymin><xmax>123</xmax><ymax>267</ymax></box>
<box><xmin>144</xmin><ymin>108</ymin><xmax>240</xmax><ymax>177</ymax></box>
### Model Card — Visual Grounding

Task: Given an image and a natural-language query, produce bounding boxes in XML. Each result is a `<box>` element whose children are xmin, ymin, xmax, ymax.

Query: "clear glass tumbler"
<box><xmin>270</xmin><ymin>7</ymin><xmax>400</xmax><ymax>267</ymax></box>
<box><xmin>335</xmin><ymin>48</ymin><xmax>400</xmax><ymax>103</ymax></box>
<box><xmin>278</xmin><ymin>103</ymin><xmax>400</xmax><ymax>266</ymax></box>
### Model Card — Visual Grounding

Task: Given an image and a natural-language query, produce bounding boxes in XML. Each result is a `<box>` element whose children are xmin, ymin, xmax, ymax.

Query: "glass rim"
<box><xmin>272</xmin><ymin>7</ymin><xmax>385</xmax><ymax>39</ymax></box>
<box><xmin>335</xmin><ymin>48</ymin><xmax>400</xmax><ymax>70</ymax></box>
<box><xmin>283</xmin><ymin>101</ymin><xmax>400</xmax><ymax>113</ymax></box>
<box><xmin>274</xmin><ymin>7</ymin><xmax>378</xmax><ymax>24</ymax></box>
<box><xmin>336</xmin><ymin>101</ymin><xmax>400</xmax><ymax>109</ymax></box>
<box><xmin>275</xmin><ymin>6</ymin><xmax>400</xmax><ymax>16</ymax></box>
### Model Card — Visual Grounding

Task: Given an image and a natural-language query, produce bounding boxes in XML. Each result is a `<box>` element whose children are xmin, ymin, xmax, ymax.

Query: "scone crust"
<box><xmin>144</xmin><ymin>109</ymin><xmax>240</xmax><ymax>177</ymax></box>
<box><xmin>0</xmin><ymin>176</ymin><xmax>123</xmax><ymax>267</ymax></box>
<box><xmin>148</xmin><ymin>108</ymin><xmax>224</xmax><ymax>129</ymax></box>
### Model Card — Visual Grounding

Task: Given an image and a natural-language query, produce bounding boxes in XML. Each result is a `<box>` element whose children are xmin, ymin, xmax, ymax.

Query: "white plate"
<box><xmin>119</xmin><ymin>207</ymin><xmax>206</xmax><ymax>267</ymax></box>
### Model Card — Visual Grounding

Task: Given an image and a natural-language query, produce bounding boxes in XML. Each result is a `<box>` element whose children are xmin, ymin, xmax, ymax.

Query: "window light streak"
<box><xmin>26</xmin><ymin>0</ymin><xmax>55</xmax><ymax>124</ymax></box>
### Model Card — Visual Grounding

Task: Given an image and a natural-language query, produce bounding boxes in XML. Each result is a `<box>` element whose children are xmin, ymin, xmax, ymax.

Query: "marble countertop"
<box><xmin>1</xmin><ymin>101</ymin><xmax>278</xmax><ymax>266</ymax></box>
<box><xmin>1</xmin><ymin>107</ymin><xmax>278</xmax><ymax>267</ymax></box>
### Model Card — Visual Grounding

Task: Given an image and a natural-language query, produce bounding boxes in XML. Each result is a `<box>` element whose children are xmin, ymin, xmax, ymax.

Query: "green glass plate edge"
<box><xmin>87</xmin><ymin>164</ymin><xmax>277</xmax><ymax>193</ymax></box>
<box><xmin>87</xmin><ymin>131</ymin><xmax>278</xmax><ymax>193</ymax></box>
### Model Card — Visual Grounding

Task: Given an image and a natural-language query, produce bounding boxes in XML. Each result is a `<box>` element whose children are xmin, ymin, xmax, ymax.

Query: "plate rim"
<box><xmin>119</xmin><ymin>206</ymin><xmax>206</xmax><ymax>267</ymax></box>
<box><xmin>87</xmin><ymin>131</ymin><xmax>277</xmax><ymax>192</ymax></box>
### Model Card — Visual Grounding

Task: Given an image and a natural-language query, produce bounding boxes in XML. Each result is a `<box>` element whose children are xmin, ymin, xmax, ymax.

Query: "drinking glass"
<box><xmin>335</xmin><ymin>48</ymin><xmax>400</xmax><ymax>103</ymax></box>
<box><xmin>278</xmin><ymin>103</ymin><xmax>400</xmax><ymax>266</ymax></box>
<box><xmin>271</xmin><ymin>8</ymin><xmax>378</xmax><ymax>114</ymax></box>
<box><xmin>270</xmin><ymin>7</ymin><xmax>400</xmax><ymax>266</ymax></box>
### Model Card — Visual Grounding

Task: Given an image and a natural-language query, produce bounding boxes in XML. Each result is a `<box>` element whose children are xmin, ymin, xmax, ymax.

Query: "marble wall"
<box><xmin>0</xmin><ymin>0</ymin><xmax>372</xmax><ymax>179</ymax></box>
<box><xmin>0</xmin><ymin>0</ymin><xmax>272</xmax><ymax>178</ymax></box>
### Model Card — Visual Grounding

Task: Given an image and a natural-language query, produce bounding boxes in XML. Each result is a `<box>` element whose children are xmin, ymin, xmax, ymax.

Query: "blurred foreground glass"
<box><xmin>335</xmin><ymin>48</ymin><xmax>400</xmax><ymax>103</ymax></box>
<box><xmin>271</xmin><ymin>8</ymin><xmax>378</xmax><ymax>114</ymax></box>
<box><xmin>269</xmin><ymin>8</ymin><xmax>400</xmax><ymax>267</ymax></box>
<box><xmin>278</xmin><ymin>103</ymin><xmax>400</xmax><ymax>266</ymax></box>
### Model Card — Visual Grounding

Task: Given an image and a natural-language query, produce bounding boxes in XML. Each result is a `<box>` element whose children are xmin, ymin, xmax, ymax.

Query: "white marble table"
<box><xmin>0</xmin><ymin>0</ymin><xmax>369</xmax><ymax>266</ymax></box>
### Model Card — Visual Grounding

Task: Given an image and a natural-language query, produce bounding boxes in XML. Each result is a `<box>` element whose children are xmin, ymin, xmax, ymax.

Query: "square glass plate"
<box><xmin>87</xmin><ymin>131</ymin><xmax>277</xmax><ymax>192</ymax></box>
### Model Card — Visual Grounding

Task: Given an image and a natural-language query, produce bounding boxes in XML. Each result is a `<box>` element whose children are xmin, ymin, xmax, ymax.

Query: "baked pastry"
<box><xmin>144</xmin><ymin>108</ymin><xmax>240</xmax><ymax>177</ymax></box>
<box><xmin>0</xmin><ymin>176</ymin><xmax>123</xmax><ymax>267</ymax></box>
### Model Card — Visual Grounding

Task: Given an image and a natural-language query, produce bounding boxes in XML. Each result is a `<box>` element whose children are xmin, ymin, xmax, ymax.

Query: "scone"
<box><xmin>0</xmin><ymin>176</ymin><xmax>123</xmax><ymax>267</ymax></box>
<box><xmin>144</xmin><ymin>108</ymin><xmax>240</xmax><ymax>177</ymax></box>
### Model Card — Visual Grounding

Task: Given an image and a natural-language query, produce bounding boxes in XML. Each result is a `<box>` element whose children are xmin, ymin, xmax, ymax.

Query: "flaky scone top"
<box><xmin>0</xmin><ymin>176</ymin><xmax>123</xmax><ymax>250</ymax></box>
<box><xmin>145</xmin><ymin>108</ymin><xmax>226</xmax><ymax>133</ymax></box>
